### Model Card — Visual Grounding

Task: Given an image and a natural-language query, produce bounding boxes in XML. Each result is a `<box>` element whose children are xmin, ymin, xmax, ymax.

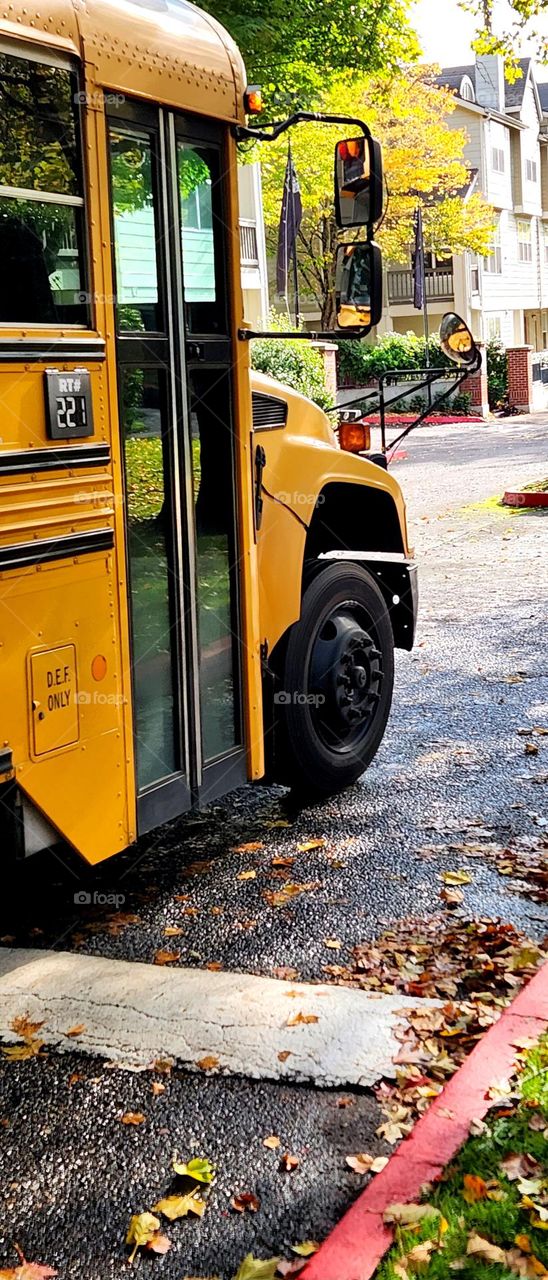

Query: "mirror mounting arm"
<box><xmin>234</xmin><ymin>111</ymin><xmax>372</xmax><ymax>145</ymax></box>
<box><xmin>384</xmin><ymin>354</ymin><xmax>481</xmax><ymax>457</ymax></box>
<box><xmin>238</xmin><ymin>326</ymin><xmax>373</xmax><ymax>341</ymax></box>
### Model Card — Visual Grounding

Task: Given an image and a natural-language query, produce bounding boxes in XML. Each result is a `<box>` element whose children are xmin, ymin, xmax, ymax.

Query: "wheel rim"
<box><xmin>308</xmin><ymin>600</ymin><xmax>384</xmax><ymax>754</ymax></box>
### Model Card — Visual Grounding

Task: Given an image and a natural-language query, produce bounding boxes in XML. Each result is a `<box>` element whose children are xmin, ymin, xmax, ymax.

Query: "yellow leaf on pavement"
<box><xmin>154</xmin><ymin>1194</ymin><xmax>206</xmax><ymax>1220</ymax></box>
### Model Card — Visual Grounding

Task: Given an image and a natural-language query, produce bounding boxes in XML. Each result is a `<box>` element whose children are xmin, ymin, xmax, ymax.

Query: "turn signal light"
<box><xmin>339</xmin><ymin>420</ymin><xmax>371</xmax><ymax>454</ymax></box>
<box><xmin>244</xmin><ymin>85</ymin><xmax>263</xmax><ymax>114</ymax></box>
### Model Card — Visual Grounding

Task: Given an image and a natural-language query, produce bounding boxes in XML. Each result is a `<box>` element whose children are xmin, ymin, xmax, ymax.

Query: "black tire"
<box><xmin>276</xmin><ymin>562</ymin><xmax>394</xmax><ymax>798</ymax></box>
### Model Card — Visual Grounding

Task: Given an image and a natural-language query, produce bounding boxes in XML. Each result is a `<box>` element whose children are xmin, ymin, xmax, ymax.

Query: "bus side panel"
<box><xmin>0</xmin><ymin>362</ymin><xmax>132</xmax><ymax>863</ymax></box>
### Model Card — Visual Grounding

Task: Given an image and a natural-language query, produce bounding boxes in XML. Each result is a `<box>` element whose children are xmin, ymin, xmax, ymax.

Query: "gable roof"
<box><xmin>437</xmin><ymin>57</ymin><xmax>537</xmax><ymax>117</ymax></box>
<box><xmin>538</xmin><ymin>81</ymin><xmax>548</xmax><ymax>114</ymax></box>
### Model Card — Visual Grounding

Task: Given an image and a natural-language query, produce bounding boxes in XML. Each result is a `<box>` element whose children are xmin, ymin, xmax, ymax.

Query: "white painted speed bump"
<box><xmin>0</xmin><ymin>948</ymin><xmax>438</xmax><ymax>1088</ymax></box>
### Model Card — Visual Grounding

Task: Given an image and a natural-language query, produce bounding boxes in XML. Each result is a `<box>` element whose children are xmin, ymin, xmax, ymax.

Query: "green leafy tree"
<box><xmin>458</xmin><ymin>0</ymin><xmax>548</xmax><ymax>76</ymax></box>
<box><xmin>200</xmin><ymin>0</ymin><xmax>420</xmax><ymax>113</ymax></box>
<box><xmin>257</xmin><ymin>70</ymin><xmax>496</xmax><ymax>327</ymax></box>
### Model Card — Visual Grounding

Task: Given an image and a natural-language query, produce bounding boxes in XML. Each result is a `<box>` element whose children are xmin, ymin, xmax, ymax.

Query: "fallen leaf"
<box><xmin>263</xmin><ymin>1135</ymin><xmax>280</xmax><ymax>1149</ymax></box>
<box><xmin>196</xmin><ymin>1055</ymin><xmax>219</xmax><ymax>1071</ymax></box>
<box><xmin>231</xmin><ymin>843</ymin><xmax>264</xmax><ymax>853</ymax></box>
<box><xmin>126</xmin><ymin>1212</ymin><xmax>162</xmax><ymax>1264</ymax></box>
<box><xmin>206</xmin><ymin>961</ymin><xmax>223</xmax><ymax>971</ymax></box>
<box><xmin>153</xmin><ymin>950</ymin><xmax>180</xmax><ymax>965</ymax></box>
<box><xmin>280</xmin><ymin>1153</ymin><xmax>299</xmax><ymax>1171</ymax></box>
<box><xmin>172</xmin><ymin>1156</ymin><xmax>215</xmax><ymax>1183</ymax></box>
<box><xmin>120</xmin><ymin>1112</ymin><xmax>146</xmax><ymax>1126</ymax></box>
<box><xmin>10</xmin><ymin>1015</ymin><xmax>45</xmax><ymax>1041</ymax></box>
<box><xmin>371</xmin><ymin>1156</ymin><xmax>390</xmax><ymax>1173</ymax></box>
<box><xmin>2</xmin><ymin>1041</ymin><xmax>43</xmax><ymax>1061</ymax></box>
<box><xmin>290</xmin><ymin>1242</ymin><xmax>319</xmax><ymax>1257</ymax></box>
<box><xmin>440</xmin><ymin>871</ymin><xmax>472</xmax><ymax>886</ymax></box>
<box><xmin>324</xmin><ymin>938</ymin><xmax>342</xmax><ymax>950</ymax></box>
<box><xmin>146</xmin><ymin>1233</ymin><xmax>171</xmax><ymax>1255</ymax></box>
<box><xmin>271</xmin><ymin>856</ymin><xmax>295</xmax><ymax>868</ymax></box>
<box><xmin>525</xmin><ymin>744</ymin><xmax>539</xmax><ymax>756</ymax></box>
<box><xmin>272</xmin><ymin>967</ymin><xmax>299</xmax><ymax>981</ymax></box>
<box><xmin>346</xmin><ymin>1153</ymin><xmax>374</xmax><ymax>1175</ymax></box>
<box><xmin>164</xmin><ymin>926</ymin><xmax>184</xmax><ymax>937</ymax></box>
<box><xmin>232</xmin><ymin>1257</ymin><xmax>279</xmax><ymax>1280</ymax></box>
<box><xmin>0</xmin><ymin>1258</ymin><xmax>57</xmax><ymax>1280</ymax></box>
<box><xmin>154</xmin><ymin>1193</ymin><xmax>206</xmax><ymax>1220</ymax></box>
<box><xmin>466</xmin><ymin>1233</ymin><xmax>506</xmax><ymax>1263</ymax></box>
<box><xmin>297</xmin><ymin>840</ymin><xmax>325</xmax><ymax>852</ymax></box>
<box><xmin>440</xmin><ymin>887</ymin><xmax>464</xmax><ymax>906</ymax></box>
<box><xmin>230</xmin><ymin>1192</ymin><xmax>260</xmax><ymax>1214</ymax></box>
<box><xmin>237</xmin><ymin>870</ymin><xmax>257</xmax><ymax>881</ymax></box>
<box><xmin>278</xmin><ymin>1051</ymin><xmax>291</xmax><ymax>1062</ymax></box>
<box><xmin>384</xmin><ymin>1203</ymin><xmax>441</xmax><ymax>1226</ymax></box>
<box><xmin>151</xmin><ymin>1082</ymin><xmax>165</xmax><ymax>1096</ymax></box>
<box><xmin>463</xmin><ymin>1174</ymin><xmax>489</xmax><ymax>1202</ymax></box>
<box><xmin>286</xmin><ymin>1012</ymin><xmax>319</xmax><ymax>1026</ymax></box>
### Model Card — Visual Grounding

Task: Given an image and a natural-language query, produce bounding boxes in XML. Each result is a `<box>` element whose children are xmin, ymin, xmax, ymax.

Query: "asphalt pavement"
<box><xmin>1</xmin><ymin>414</ymin><xmax>547</xmax><ymax>1277</ymax></box>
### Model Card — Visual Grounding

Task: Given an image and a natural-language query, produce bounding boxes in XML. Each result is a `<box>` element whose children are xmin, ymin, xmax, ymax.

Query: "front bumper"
<box><xmin>319</xmin><ymin>551</ymin><xmax>419</xmax><ymax>651</ymax></box>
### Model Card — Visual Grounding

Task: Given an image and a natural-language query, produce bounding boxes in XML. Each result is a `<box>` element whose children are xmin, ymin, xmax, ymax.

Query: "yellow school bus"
<box><xmin>0</xmin><ymin>0</ymin><xmax>422</xmax><ymax>867</ymax></box>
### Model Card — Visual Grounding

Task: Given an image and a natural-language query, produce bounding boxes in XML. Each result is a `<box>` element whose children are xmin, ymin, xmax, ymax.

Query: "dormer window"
<box><xmin>460</xmin><ymin>75</ymin><xmax>475</xmax><ymax>102</ymax></box>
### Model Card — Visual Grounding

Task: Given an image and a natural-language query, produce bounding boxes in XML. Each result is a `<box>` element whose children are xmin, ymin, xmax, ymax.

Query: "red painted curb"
<box><xmin>503</xmin><ymin>490</ymin><xmax>548</xmax><ymax>508</ymax></box>
<box><xmin>302</xmin><ymin>961</ymin><xmax>548</xmax><ymax>1280</ymax></box>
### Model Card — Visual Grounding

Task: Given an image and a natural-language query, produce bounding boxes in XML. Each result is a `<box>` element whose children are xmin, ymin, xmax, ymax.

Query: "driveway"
<box><xmin>1</xmin><ymin>416</ymin><xmax>546</xmax><ymax>1278</ymax></box>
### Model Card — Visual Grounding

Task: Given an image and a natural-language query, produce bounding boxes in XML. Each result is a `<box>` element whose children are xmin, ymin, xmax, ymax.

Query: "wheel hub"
<box><xmin>309</xmin><ymin>607</ymin><xmax>383</xmax><ymax>743</ymax></box>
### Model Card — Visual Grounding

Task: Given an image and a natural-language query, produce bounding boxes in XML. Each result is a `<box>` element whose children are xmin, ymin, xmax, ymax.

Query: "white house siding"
<box><xmin>519</xmin><ymin>80</ymin><xmax>543</xmax><ymax>217</ymax></box>
<box><xmin>485</xmin><ymin>119</ymin><xmax>512</xmax><ymax>209</ymax></box>
<box><xmin>112</xmin><ymin>164</ymin><xmax>267</xmax><ymax>316</ymax></box>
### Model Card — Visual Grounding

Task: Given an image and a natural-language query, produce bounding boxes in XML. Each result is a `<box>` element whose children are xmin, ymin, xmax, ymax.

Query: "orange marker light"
<box><xmin>244</xmin><ymin>85</ymin><xmax>263</xmax><ymax>115</ymax></box>
<box><xmin>91</xmin><ymin>654</ymin><xmax>107</xmax><ymax>682</ymax></box>
<box><xmin>339</xmin><ymin>420</ymin><xmax>371</xmax><ymax>454</ymax></box>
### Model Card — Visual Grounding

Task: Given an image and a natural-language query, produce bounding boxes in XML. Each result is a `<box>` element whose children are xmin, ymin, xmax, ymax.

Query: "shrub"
<box><xmin>337</xmin><ymin>331</ymin><xmax>452</xmax><ymax>385</ymax></box>
<box><xmin>251</xmin><ymin>337</ymin><xmax>332</xmax><ymax>412</ymax></box>
<box><xmin>448</xmin><ymin>390</ymin><xmax>472</xmax><ymax>415</ymax></box>
<box><xmin>486</xmin><ymin>338</ymin><xmax>508</xmax><ymax>409</ymax></box>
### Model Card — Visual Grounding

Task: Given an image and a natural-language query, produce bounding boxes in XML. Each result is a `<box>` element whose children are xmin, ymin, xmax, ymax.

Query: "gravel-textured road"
<box><xmin>1</xmin><ymin>415</ymin><xmax>547</xmax><ymax>1277</ymax></box>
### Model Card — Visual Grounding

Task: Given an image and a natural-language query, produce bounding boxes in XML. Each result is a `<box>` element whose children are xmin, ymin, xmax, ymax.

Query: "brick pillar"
<box><xmin>462</xmin><ymin>341</ymin><xmax>489</xmax><ymax>417</ymax></box>
<box><xmin>507</xmin><ymin>346</ymin><xmax>533</xmax><ymax>413</ymax></box>
<box><xmin>312</xmin><ymin>341</ymin><xmax>337</xmax><ymax>403</ymax></box>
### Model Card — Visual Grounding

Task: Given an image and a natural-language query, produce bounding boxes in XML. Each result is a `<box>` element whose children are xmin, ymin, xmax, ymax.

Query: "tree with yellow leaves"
<box><xmin>256</xmin><ymin>70</ymin><xmax>496</xmax><ymax>328</ymax></box>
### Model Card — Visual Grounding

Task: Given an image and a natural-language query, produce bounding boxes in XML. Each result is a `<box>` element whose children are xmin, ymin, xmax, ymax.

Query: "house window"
<box><xmin>543</xmin><ymin>224</ymin><xmax>548</xmax><ymax>264</ymax></box>
<box><xmin>470</xmin><ymin>254</ymin><xmax>480</xmax><ymax>292</ymax></box>
<box><xmin>526</xmin><ymin>158</ymin><xmax>538</xmax><ymax>183</ymax></box>
<box><xmin>460</xmin><ymin>75</ymin><xmax>475</xmax><ymax>102</ymax></box>
<box><xmin>486</xmin><ymin>315</ymin><xmax>502</xmax><ymax>340</ymax></box>
<box><xmin>517</xmin><ymin>219</ymin><xmax>532</xmax><ymax>263</ymax></box>
<box><xmin>484</xmin><ymin>218</ymin><xmax>502</xmax><ymax>274</ymax></box>
<box><xmin>491</xmin><ymin>147</ymin><xmax>505</xmax><ymax>173</ymax></box>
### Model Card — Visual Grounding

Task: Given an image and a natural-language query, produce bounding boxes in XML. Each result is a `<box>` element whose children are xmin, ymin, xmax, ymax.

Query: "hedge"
<box><xmin>337</xmin><ymin>332</ymin><xmax>452</xmax><ymax>385</ymax></box>
<box><xmin>251</xmin><ymin>337</ymin><xmax>332</xmax><ymax>412</ymax></box>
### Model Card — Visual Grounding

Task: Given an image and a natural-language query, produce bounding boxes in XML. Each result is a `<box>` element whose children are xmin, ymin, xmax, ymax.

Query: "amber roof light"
<box><xmin>244</xmin><ymin>85</ymin><xmax>263</xmax><ymax>114</ymax></box>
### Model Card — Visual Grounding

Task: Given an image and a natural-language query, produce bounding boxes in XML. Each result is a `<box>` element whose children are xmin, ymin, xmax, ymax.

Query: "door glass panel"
<box><xmin>189</xmin><ymin>368</ymin><xmax>240</xmax><ymax>761</ymax></box>
<box><xmin>177</xmin><ymin>142</ymin><xmax>225</xmax><ymax>333</ymax></box>
<box><xmin>122</xmin><ymin>367</ymin><xmax>178</xmax><ymax>789</ymax></box>
<box><xmin>110</xmin><ymin>128</ymin><xmax>161</xmax><ymax>332</ymax></box>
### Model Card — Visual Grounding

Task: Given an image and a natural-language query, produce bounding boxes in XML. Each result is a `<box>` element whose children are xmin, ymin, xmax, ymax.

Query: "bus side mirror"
<box><xmin>440</xmin><ymin>312</ymin><xmax>480</xmax><ymax>366</ymax></box>
<box><xmin>335</xmin><ymin>241</ymin><xmax>382</xmax><ymax>330</ymax></box>
<box><xmin>334</xmin><ymin>136</ymin><xmax>383</xmax><ymax>229</ymax></box>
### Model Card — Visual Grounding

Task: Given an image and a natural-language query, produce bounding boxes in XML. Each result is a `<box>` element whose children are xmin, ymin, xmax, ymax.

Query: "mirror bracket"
<box><xmin>234</xmin><ymin>110</ymin><xmax>372</xmax><ymax>146</ymax></box>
